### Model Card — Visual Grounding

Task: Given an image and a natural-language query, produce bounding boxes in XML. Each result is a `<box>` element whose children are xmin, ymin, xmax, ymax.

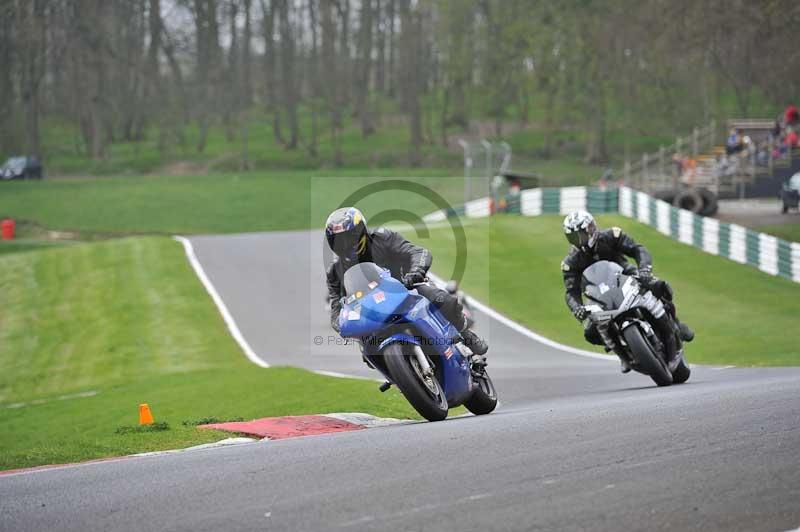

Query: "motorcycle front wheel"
<box><xmin>622</xmin><ymin>325</ymin><xmax>673</xmax><ymax>387</ymax></box>
<box><xmin>384</xmin><ymin>343</ymin><xmax>448</xmax><ymax>422</ymax></box>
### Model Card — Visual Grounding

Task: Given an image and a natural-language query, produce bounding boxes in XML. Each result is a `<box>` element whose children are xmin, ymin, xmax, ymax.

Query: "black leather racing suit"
<box><xmin>327</xmin><ymin>227</ymin><xmax>468</xmax><ymax>332</ymax></box>
<box><xmin>562</xmin><ymin>227</ymin><xmax>678</xmax><ymax>357</ymax></box>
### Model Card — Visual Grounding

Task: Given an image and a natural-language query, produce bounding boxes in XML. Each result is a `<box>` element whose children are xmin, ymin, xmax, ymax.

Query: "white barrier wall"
<box><xmin>617</xmin><ymin>187</ymin><xmax>798</xmax><ymax>284</ymax></box>
<box><xmin>426</xmin><ymin>186</ymin><xmax>800</xmax><ymax>284</ymax></box>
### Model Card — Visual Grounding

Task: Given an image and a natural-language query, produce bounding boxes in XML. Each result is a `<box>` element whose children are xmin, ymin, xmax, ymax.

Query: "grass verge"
<box><xmin>422</xmin><ymin>215</ymin><xmax>800</xmax><ymax>366</ymax></box>
<box><xmin>753</xmin><ymin>222</ymin><xmax>800</xmax><ymax>243</ymax></box>
<box><xmin>0</xmin><ymin>237</ymin><xmax>416</xmax><ymax>471</ymax></box>
<box><xmin>0</xmin><ymin>172</ymin><xmax>466</xmax><ymax>237</ymax></box>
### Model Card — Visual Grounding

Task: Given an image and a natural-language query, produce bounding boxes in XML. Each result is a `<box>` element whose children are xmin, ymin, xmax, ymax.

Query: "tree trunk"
<box><xmin>336</xmin><ymin>0</ymin><xmax>351</xmax><ymax>109</ymax></box>
<box><xmin>399</xmin><ymin>0</ymin><xmax>421</xmax><ymax>166</ymax></box>
<box><xmin>321</xmin><ymin>0</ymin><xmax>342</xmax><ymax>166</ymax></box>
<box><xmin>374</xmin><ymin>0</ymin><xmax>385</xmax><ymax>94</ymax></box>
<box><xmin>16</xmin><ymin>0</ymin><xmax>47</xmax><ymax>159</ymax></box>
<box><xmin>224</xmin><ymin>0</ymin><xmax>239</xmax><ymax>142</ymax></box>
<box><xmin>305</xmin><ymin>0</ymin><xmax>319</xmax><ymax>158</ymax></box>
<box><xmin>356</xmin><ymin>0</ymin><xmax>375</xmax><ymax>136</ymax></box>
<box><xmin>386</xmin><ymin>0</ymin><xmax>395</xmax><ymax>97</ymax></box>
<box><xmin>277</xmin><ymin>0</ymin><xmax>298</xmax><ymax>149</ymax></box>
<box><xmin>242</xmin><ymin>0</ymin><xmax>253</xmax><ymax>106</ymax></box>
<box><xmin>260</xmin><ymin>0</ymin><xmax>285</xmax><ymax>145</ymax></box>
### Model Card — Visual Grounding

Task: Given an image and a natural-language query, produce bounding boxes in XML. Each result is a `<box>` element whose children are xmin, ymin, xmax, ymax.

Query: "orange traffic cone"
<box><xmin>139</xmin><ymin>403</ymin><xmax>154</xmax><ymax>425</ymax></box>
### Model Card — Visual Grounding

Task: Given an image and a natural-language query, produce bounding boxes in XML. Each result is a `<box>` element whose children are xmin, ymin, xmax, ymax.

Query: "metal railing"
<box><xmin>457</xmin><ymin>139</ymin><xmax>512</xmax><ymax>203</ymax></box>
<box><xmin>622</xmin><ymin>120</ymin><xmax>718</xmax><ymax>193</ymax></box>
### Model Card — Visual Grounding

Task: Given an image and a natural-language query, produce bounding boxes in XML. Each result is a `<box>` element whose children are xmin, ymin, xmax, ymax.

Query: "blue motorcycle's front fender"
<box><xmin>377</xmin><ymin>333</ymin><xmax>420</xmax><ymax>352</ymax></box>
<box><xmin>361</xmin><ymin>333</ymin><xmax>420</xmax><ymax>385</ymax></box>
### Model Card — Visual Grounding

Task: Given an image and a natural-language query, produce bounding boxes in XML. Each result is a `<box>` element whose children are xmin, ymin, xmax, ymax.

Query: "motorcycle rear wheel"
<box><xmin>464</xmin><ymin>370</ymin><xmax>498</xmax><ymax>415</ymax></box>
<box><xmin>384</xmin><ymin>343</ymin><xmax>448</xmax><ymax>422</ymax></box>
<box><xmin>622</xmin><ymin>325</ymin><xmax>673</xmax><ymax>386</ymax></box>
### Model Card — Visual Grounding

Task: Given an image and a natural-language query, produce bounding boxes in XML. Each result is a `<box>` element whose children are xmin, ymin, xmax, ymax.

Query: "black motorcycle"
<box><xmin>582</xmin><ymin>261</ymin><xmax>690</xmax><ymax>386</ymax></box>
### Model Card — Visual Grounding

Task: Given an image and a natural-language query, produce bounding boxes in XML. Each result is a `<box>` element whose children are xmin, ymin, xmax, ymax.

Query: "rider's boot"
<box><xmin>664</xmin><ymin>298</ymin><xmax>694</xmax><ymax>343</ymax></box>
<box><xmin>676</xmin><ymin>320</ymin><xmax>694</xmax><ymax>342</ymax></box>
<box><xmin>606</xmin><ymin>346</ymin><xmax>631</xmax><ymax>373</ymax></box>
<box><xmin>461</xmin><ymin>328</ymin><xmax>488</xmax><ymax>367</ymax></box>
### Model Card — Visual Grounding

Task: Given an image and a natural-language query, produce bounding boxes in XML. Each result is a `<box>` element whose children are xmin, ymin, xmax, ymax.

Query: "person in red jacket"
<box><xmin>785</xmin><ymin>104</ymin><xmax>799</xmax><ymax>127</ymax></box>
<box><xmin>786</xmin><ymin>127</ymin><xmax>799</xmax><ymax>149</ymax></box>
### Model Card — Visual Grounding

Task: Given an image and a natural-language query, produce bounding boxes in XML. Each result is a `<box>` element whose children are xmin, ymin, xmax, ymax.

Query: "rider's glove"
<box><xmin>402</xmin><ymin>270</ymin><xmax>426</xmax><ymax>289</ymax></box>
<box><xmin>330</xmin><ymin>312</ymin><xmax>341</xmax><ymax>333</ymax></box>
<box><xmin>637</xmin><ymin>265</ymin><xmax>654</xmax><ymax>287</ymax></box>
<box><xmin>573</xmin><ymin>305</ymin><xmax>590</xmax><ymax>321</ymax></box>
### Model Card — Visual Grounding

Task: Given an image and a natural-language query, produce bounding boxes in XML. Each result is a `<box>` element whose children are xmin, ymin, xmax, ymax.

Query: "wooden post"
<box><xmin>624</xmin><ymin>159</ymin><xmax>630</xmax><ymax>185</ymax></box>
<box><xmin>642</xmin><ymin>153</ymin><xmax>649</xmax><ymax>191</ymax></box>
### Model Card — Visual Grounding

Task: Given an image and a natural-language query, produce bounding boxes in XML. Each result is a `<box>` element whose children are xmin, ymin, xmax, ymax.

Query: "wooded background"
<box><xmin>2</xmin><ymin>0</ymin><xmax>798</xmax><ymax>171</ymax></box>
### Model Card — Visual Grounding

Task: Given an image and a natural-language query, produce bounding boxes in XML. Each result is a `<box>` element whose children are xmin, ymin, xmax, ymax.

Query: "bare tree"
<box><xmin>354</xmin><ymin>0</ymin><xmax>375</xmax><ymax>136</ymax></box>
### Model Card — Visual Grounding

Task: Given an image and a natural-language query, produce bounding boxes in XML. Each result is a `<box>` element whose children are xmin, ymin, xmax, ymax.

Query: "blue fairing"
<box><xmin>338</xmin><ymin>269</ymin><xmax>473</xmax><ymax>406</ymax></box>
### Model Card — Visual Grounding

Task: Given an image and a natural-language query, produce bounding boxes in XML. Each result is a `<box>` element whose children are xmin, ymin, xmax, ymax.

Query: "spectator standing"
<box><xmin>772</xmin><ymin>119</ymin><xmax>782</xmax><ymax>139</ymax></box>
<box><xmin>785</xmin><ymin>104</ymin><xmax>799</xmax><ymax>127</ymax></box>
<box><xmin>726</xmin><ymin>128</ymin><xmax>743</xmax><ymax>155</ymax></box>
<box><xmin>786</xmin><ymin>127</ymin><xmax>799</xmax><ymax>149</ymax></box>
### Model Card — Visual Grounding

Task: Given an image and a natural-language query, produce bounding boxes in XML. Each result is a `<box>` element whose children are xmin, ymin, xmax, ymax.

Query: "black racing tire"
<box><xmin>673</xmin><ymin>189</ymin><xmax>704</xmax><ymax>214</ymax></box>
<box><xmin>672</xmin><ymin>359</ymin><xmax>691</xmax><ymax>384</ymax></box>
<box><xmin>464</xmin><ymin>370</ymin><xmax>498</xmax><ymax>415</ymax></box>
<box><xmin>384</xmin><ymin>343</ymin><xmax>448</xmax><ymax>422</ymax></box>
<box><xmin>697</xmin><ymin>187</ymin><xmax>719</xmax><ymax>217</ymax></box>
<box><xmin>622</xmin><ymin>325</ymin><xmax>673</xmax><ymax>387</ymax></box>
<box><xmin>653</xmin><ymin>190</ymin><xmax>677</xmax><ymax>205</ymax></box>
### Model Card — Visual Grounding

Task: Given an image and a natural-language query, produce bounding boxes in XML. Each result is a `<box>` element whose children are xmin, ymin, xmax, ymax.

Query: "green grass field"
<box><xmin>0</xmin><ymin>173</ymin><xmax>469</xmax><ymax>236</ymax></box>
<box><xmin>422</xmin><ymin>215</ymin><xmax>800</xmax><ymax>366</ymax></box>
<box><xmin>0</xmin><ymin>238</ymin><xmax>417</xmax><ymax>470</ymax></box>
<box><xmin>754</xmin><ymin>222</ymin><xmax>800</xmax><ymax>243</ymax></box>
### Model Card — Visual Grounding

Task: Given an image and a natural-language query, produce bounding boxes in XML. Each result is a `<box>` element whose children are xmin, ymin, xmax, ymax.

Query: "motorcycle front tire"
<box><xmin>384</xmin><ymin>343</ymin><xmax>449</xmax><ymax>422</ymax></box>
<box><xmin>622</xmin><ymin>325</ymin><xmax>673</xmax><ymax>386</ymax></box>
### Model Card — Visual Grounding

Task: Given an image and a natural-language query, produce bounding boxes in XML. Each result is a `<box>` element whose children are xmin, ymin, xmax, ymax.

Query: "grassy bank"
<box><xmin>0</xmin><ymin>238</ymin><xmax>416</xmax><ymax>470</ymax></box>
<box><xmin>0</xmin><ymin>172</ymin><xmax>468</xmax><ymax>237</ymax></box>
<box><xmin>423</xmin><ymin>215</ymin><xmax>800</xmax><ymax>366</ymax></box>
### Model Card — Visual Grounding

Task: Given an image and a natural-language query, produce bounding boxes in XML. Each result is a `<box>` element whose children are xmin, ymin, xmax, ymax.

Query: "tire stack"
<box><xmin>656</xmin><ymin>188</ymin><xmax>718</xmax><ymax>217</ymax></box>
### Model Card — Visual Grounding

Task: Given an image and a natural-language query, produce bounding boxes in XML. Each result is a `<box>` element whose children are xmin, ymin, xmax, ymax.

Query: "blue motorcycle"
<box><xmin>338</xmin><ymin>262</ymin><xmax>498</xmax><ymax>421</ymax></box>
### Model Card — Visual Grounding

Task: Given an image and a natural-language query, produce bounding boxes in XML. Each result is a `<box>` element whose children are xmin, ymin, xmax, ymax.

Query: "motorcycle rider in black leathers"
<box><xmin>325</xmin><ymin>207</ymin><xmax>488</xmax><ymax>364</ymax></box>
<box><xmin>561</xmin><ymin>210</ymin><xmax>694</xmax><ymax>373</ymax></box>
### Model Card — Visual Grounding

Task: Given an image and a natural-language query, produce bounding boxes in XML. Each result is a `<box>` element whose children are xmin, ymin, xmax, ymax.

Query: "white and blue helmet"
<box><xmin>563</xmin><ymin>210</ymin><xmax>598</xmax><ymax>250</ymax></box>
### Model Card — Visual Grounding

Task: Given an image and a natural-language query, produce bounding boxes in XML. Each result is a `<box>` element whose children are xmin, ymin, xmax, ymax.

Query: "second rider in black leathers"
<box><xmin>561</xmin><ymin>210</ymin><xmax>694</xmax><ymax>373</ymax></box>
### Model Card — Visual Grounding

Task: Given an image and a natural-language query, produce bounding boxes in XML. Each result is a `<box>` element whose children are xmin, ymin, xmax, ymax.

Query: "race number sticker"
<box><xmin>372</xmin><ymin>291</ymin><xmax>386</xmax><ymax>304</ymax></box>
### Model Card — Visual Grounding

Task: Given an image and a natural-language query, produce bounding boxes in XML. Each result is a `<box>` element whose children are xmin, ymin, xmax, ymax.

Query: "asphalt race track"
<box><xmin>2</xmin><ymin>231</ymin><xmax>800</xmax><ymax>532</ymax></box>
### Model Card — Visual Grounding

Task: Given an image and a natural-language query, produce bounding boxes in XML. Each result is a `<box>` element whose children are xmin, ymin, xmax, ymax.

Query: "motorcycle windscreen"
<box><xmin>343</xmin><ymin>262</ymin><xmax>386</xmax><ymax>296</ymax></box>
<box><xmin>582</xmin><ymin>260</ymin><xmax>625</xmax><ymax>309</ymax></box>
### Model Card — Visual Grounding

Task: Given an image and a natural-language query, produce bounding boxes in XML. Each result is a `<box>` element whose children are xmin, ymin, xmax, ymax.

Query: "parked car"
<box><xmin>0</xmin><ymin>156</ymin><xmax>43</xmax><ymax>180</ymax></box>
<box><xmin>781</xmin><ymin>172</ymin><xmax>800</xmax><ymax>213</ymax></box>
